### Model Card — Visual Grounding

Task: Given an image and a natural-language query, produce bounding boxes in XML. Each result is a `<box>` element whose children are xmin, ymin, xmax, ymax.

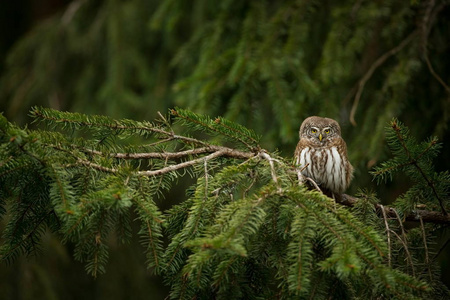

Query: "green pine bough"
<box><xmin>0</xmin><ymin>108</ymin><xmax>449</xmax><ymax>298</ymax></box>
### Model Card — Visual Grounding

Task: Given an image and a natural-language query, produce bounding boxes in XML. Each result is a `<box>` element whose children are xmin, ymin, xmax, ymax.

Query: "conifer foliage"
<box><xmin>0</xmin><ymin>108</ymin><xmax>449</xmax><ymax>298</ymax></box>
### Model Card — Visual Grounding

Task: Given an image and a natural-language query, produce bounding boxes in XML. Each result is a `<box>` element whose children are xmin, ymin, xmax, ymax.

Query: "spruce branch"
<box><xmin>390</xmin><ymin>120</ymin><xmax>447</xmax><ymax>215</ymax></box>
<box><xmin>371</xmin><ymin>119</ymin><xmax>448</xmax><ymax>216</ymax></box>
<box><xmin>32</xmin><ymin>106</ymin><xmax>168</xmax><ymax>135</ymax></box>
<box><xmin>2</xmin><ymin>109</ymin><xmax>449</xmax><ymax>296</ymax></box>
<box><xmin>171</xmin><ymin>108</ymin><xmax>260</xmax><ymax>150</ymax></box>
<box><xmin>31</xmin><ymin>107</ymin><xmax>209</xmax><ymax>147</ymax></box>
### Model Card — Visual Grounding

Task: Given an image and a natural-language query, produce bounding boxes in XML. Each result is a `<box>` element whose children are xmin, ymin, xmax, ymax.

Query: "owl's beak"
<box><xmin>319</xmin><ymin>134</ymin><xmax>323</xmax><ymax>141</ymax></box>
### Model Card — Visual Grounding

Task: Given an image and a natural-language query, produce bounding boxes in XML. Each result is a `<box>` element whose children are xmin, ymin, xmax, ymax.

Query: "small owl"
<box><xmin>294</xmin><ymin>116</ymin><xmax>353</xmax><ymax>199</ymax></box>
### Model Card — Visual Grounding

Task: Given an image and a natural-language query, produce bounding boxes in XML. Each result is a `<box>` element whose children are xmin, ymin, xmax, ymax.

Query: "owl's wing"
<box><xmin>332</xmin><ymin>137</ymin><xmax>354</xmax><ymax>189</ymax></box>
<box><xmin>294</xmin><ymin>138</ymin><xmax>309</xmax><ymax>165</ymax></box>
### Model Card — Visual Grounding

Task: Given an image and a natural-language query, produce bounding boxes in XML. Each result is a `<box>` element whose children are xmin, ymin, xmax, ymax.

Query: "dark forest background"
<box><xmin>0</xmin><ymin>0</ymin><xmax>449</xmax><ymax>299</ymax></box>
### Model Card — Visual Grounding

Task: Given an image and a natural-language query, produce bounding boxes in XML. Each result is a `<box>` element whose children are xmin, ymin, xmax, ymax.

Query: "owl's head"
<box><xmin>299</xmin><ymin>116</ymin><xmax>341</xmax><ymax>145</ymax></box>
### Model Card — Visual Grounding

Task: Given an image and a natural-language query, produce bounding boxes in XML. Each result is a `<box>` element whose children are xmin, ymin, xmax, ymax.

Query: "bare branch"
<box><xmin>259</xmin><ymin>151</ymin><xmax>280</xmax><ymax>188</ymax></box>
<box><xmin>420</xmin><ymin>0</ymin><xmax>450</xmax><ymax>94</ymax></box>
<box><xmin>380</xmin><ymin>205</ymin><xmax>392</xmax><ymax>267</ymax></box>
<box><xmin>79</xmin><ymin>145</ymin><xmax>253</xmax><ymax>160</ymax></box>
<box><xmin>305</xmin><ymin>177</ymin><xmax>322</xmax><ymax>193</ymax></box>
<box><xmin>392</xmin><ymin>209</ymin><xmax>415</xmax><ymax>276</ymax></box>
<box><xmin>137</xmin><ymin>149</ymin><xmax>243</xmax><ymax>177</ymax></box>
<box><xmin>295</xmin><ymin>164</ymin><xmax>323</xmax><ymax>194</ymax></box>
<box><xmin>350</xmin><ymin>31</ymin><xmax>417</xmax><ymax>126</ymax></box>
<box><xmin>296</xmin><ymin>163</ymin><xmax>309</xmax><ymax>185</ymax></box>
<box><xmin>419</xmin><ymin>216</ymin><xmax>432</xmax><ymax>280</ymax></box>
<box><xmin>74</xmin><ymin>158</ymin><xmax>118</xmax><ymax>173</ymax></box>
<box><xmin>389</xmin><ymin>229</ymin><xmax>416</xmax><ymax>277</ymax></box>
<box><xmin>340</xmin><ymin>194</ymin><xmax>450</xmax><ymax>225</ymax></box>
<box><xmin>61</xmin><ymin>0</ymin><xmax>85</xmax><ymax>25</ymax></box>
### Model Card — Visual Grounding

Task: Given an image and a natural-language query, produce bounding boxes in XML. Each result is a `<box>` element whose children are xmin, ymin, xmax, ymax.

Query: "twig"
<box><xmin>392</xmin><ymin>209</ymin><xmax>415</xmax><ymax>276</ymax></box>
<box><xmin>61</xmin><ymin>0</ymin><xmax>85</xmax><ymax>25</ymax></box>
<box><xmin>305</xmin><ymin>177</ymin><xmax>322</xmax><ymax>193</ymax></box>
<box><xmin>142</xmin><ymin>137</ymin><xmax>175</xmax><ymax>147</ymax></box>
<box><xmin>389</xmin><ymin>229</ymin><xmax>416</xmax><ymax>277</ymax></box>
<box><xmin>340</xmin><ymin>194</ymin><xmax>450</xmax><ymax>224</ymax></box>
<box><xmin>350</xmin><ymin>31</ymin><xmax>417</xmax><ymax>125</ymax></box>
<box><xmin>76</xmin><ymin>159</ymin><xmax>118</xmax><ymax>173</ymax></box>
<box><xmin>295</xmin><ymin>164</ymin><xmax>322</xmax><ymax>193</ymax></box>
<box><xmin>259</xmin><ymin>151</ymin><xmax>280</xmax><ymax>189</ymax></box>
<box><xmin>419</xmin><ymin>216</ymin><xmax>432</xmax><ymax>281</ymax></box>
<box><xmin>204</xmin><ymin>158</ymin><xmax>209</xmax><ymax>200</ymax></box>
<box><xmin>296</xmin><ymin>163</ymin><xmax>309</xmax><ymax>185</ymax></box>
<box><xmin>380</xmin><ymin>205</ymin><xmax>391</xmax><ymax>267</ymax></box>
<box><xmin>77</xmin><ymin>145</ymin><xmax>253</xmax><ymax>160</ymax></box>
<box><xmin>420</xmin><ymin>0</ymin><xmax>450</xmax><ymax>94</ymax></box>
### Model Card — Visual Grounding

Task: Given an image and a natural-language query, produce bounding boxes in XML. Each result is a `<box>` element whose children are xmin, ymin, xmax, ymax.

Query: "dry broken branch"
<box><xmin>340</xmin><ymin>194</ymin><xmax>450</xmax><ymax>225</ymax></box>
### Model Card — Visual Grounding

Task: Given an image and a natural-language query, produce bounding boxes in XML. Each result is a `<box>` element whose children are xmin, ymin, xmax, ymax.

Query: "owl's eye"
<box><xmin>324</xmin><ymin>129</ymin><xmax>330</xmax><ymax>134</ymax></box>
<box><xmin>311</xmin><ymin>129</ymin><xmax>317</xmax><ymax>134</ymax></box>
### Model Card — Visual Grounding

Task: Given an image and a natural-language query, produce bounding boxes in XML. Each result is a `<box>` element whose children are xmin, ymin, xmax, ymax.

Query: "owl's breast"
<box><xmin>297</xmin><ymin>146</ymin><xmax>348</xmax><ymax>194</ymax></box>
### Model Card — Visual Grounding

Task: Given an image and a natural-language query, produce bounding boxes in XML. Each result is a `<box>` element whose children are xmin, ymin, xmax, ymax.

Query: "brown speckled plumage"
<box><xmin>294</xmin><ymin>116</ymin><xmax>353</xmax><ymax>198</ymax></box>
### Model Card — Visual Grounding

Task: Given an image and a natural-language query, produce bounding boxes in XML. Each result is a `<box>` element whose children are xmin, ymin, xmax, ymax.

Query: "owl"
<box><xmin>294</xmin><ymin>116</ymin><xmax>353</xmax><ymax>199</ymax></box>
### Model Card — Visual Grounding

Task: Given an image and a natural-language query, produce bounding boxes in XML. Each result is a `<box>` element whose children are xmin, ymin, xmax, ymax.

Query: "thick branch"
<box><xmin>52</xmin><ymin>143</ymin><xmax>255</xmax><ymax>175</ymax></box>
<box><xmin>79</xmin><ymin>145</ymin><xmax>253</xmax><ymax>160</ymax></box>
<box><xmin>137</xmin><ymin>149</ymin><xmax>254</xmax><ymax>176</ymax></box>
<box><xmin>340</xmin><ymin>194</ymin><xmax>450</xmax><ymax>225</ymax></box>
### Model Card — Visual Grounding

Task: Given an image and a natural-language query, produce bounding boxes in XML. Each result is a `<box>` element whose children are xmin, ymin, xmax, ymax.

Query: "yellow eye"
<box><xmin>324</xmin><ymin>129</ymin><xmax>330</xmax><ymax>134</ymax></box>
<box><xmin>311</xmin><ymin>129</ymin><xmax>317</xmax><ymax>134</ymax></box>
